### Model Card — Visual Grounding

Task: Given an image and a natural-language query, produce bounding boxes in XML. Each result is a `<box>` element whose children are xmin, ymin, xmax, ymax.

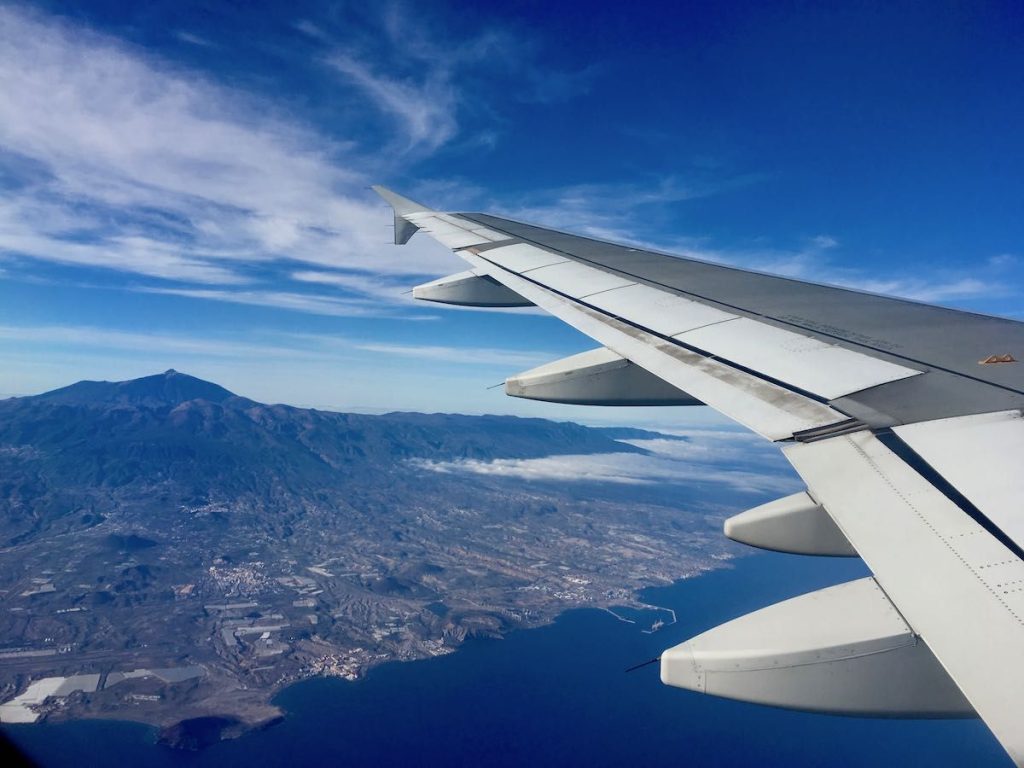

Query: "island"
<box><xmin>0</xmin><ymin>371</ymin><xmax>745</xmax><ymax>746</ymax></box>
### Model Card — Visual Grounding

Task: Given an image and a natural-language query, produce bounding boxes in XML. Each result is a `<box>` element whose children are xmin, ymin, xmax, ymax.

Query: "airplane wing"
<box><xmin>374</xmin><ymin>185</ymin><xmax>1024</xmax><ymax>764</ymax></box>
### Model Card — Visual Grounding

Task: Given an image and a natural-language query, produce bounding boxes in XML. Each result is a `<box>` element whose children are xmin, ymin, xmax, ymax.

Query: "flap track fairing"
<box><xmin>661</xmin><ymin>577</ymin><xmax>973</xmax><ymax>718</ymax></box>
<box><xmin>412</xmin><ymin>270</ymin><xmax>534</xmax><ymax>307</ymax></box>
<box><xmin>505</xmin><ymin>347</ymin><xmax>702</xmax><ymax>406</ymax></box>
<box><xmin>724</xmin><ymin>491</ymin><xmax>857</xmax><ymax>557</ymax></box>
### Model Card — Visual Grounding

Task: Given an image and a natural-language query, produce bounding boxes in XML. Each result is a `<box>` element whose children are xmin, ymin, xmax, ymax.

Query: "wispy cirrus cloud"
<box><xmin>290</xmin><ymin>268</ymin><xmax>415</xmax><ymax>301</ymax></box>
<box><xmin>0</xmin><ymin>4</ymin><xmax>489</xmax><ymax>301</ymax></box>
<box><xmin>489</xmin><ymin>178</ymin><xmax>1014</xmax><ymax>307</ymax></box>
<box><xmin>827</xmin><ymin>276</ymin><xmax>994</xmax><ymax>303</ymax></box>
<box><xmin>3</xmin><ymin>1</ymin><xmax>1010</xmax><ymax>347</ymax></box>
<box><xmin>316</xmin><ymin>2</ymin><xmax>593</xmax><ymax>156</ymax></box>
<box><xmin>497</xmin><ymin>174</ymin><xmax>763</xmax><ymax>241</ymax></box>
<box><xmin>721</xmin><ymin>238</ymin><xmax>1008</xmax><ymax>303</ymax></box>
<box><xmin>172</xmin><ymin>30</ymin><xmax>215</xmax><ymax>48</ymax></box>
<box><xmin>0</xmin><ymin>3</ymin><xmax>597</xmax><ymax>324</ymax></box>
<box><xmin>138</xmin><ymin>287</ymin><xmax>408</xmax><ymax>318</ymax></box>
<box><xmin>0</xmin><ymin>205</ymin><xmax>244</xmax><ymax>284</ymax></box>
<box><xmin>328</xmin><ymin>54</ymin><xmax>458</xmax><ymax>154</ymax></box>
<box><xmin>0</xmin><ymin>323</ymin><xmax>555</xmax><ymax>371</ymax></box>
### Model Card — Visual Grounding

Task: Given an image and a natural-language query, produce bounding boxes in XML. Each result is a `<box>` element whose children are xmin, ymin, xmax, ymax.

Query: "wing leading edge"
<box><xmin>373</xmin><ymin>186</ymin><xmax>1024</xmax><ymax>764</ymax></box>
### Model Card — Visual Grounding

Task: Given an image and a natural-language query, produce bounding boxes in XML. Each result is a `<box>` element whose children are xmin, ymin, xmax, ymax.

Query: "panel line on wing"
<box><xmin>578</xmin><ymin>282</ymin><xmax>640</xmax><ymax>300</ymax></box>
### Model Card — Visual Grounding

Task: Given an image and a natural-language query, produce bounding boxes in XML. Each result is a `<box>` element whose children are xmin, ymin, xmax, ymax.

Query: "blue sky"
<box><xmin>1</xmin><ymin>0</ymin><xmax>1021</xmax><ymax>424</ymax></box>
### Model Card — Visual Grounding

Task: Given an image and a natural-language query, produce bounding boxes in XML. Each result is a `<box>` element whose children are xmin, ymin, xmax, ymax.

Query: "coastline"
<box><xmin>4</xmin><ymin>553</ymin><xmax>1005</xmax><ymax>768</ymax></box>
<box><xmin>1</xmin><ymin>560</ymin><xmax>737</xmax><ymax>751</ymax></box>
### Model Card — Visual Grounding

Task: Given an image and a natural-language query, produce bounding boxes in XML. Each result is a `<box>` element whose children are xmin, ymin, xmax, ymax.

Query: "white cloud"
<box><xmin>290</xmin><ymin>269</ymin><xmax>416</xmax><ymax>301</ymax></box>
<box><xmin>0</xmin><ymin>202</ymin><xmax>244</xmax><ymax>284</ymax></box>
<box><xmin>730</xmin><ymin>248</ymin><xmax>1000</xmax><ymax>303</ymax></box>
<box><xmin>329</xmin><ymin>54</ymin><xmax>458</xmax><ymax>154</ymax></box>
<box><xmin>833</xmin><ymin>276</ymin><xmax>994</xmax><ymax>302</ymax></box>
<box><xmin>173</xmin><ymin>30</ymin><xmax>214</xmax><ymax>48</ymax></box>
<box><xmin>139</xmin><ymin>287</ymin><xmax>404</xmax><ymax>318</ymax></box>
<box><xmin>0</xmin><ymin>4</ymin><xmax>459</xmax><ymax>290</ymax></box>
<box><xmin>3</xmin><ymin>0</ymin><xmax>1008</xmax><ymax>359</ymax></box>
<box><xmin>494</xmin><ymin>178</ymin><xmax>1012</xmax><ymax>308</ymax></box>
<box><xmin>292</xmin><ymin>19</ymin><xmax>328</xmax><ymax>41</ymax></box>
<box><xmin>413</xmin><ymin>429</ymin><xmax>800</xmax><ymax>494</ymax></box>
<box><xmin>621</xmin><ymin>431</ymin><xmax>784</xmax><ymax>467</ymax></box>
<box><xmin>321</xmin><ymin>3</ymin><xmax>590</xmax><ymax>155</ymax></box>
<box><xmin>499</xmin><ymin>176</ymin><xmax>760</xmax><ymax>241</ymax></box>
<box><xmin>485</xmin><ymin>152</ymin><xmax>1014</xmax><ymax>313</ymax></box>
<box><xmin>987</xmin><ymin>253</ymin><xmax>1018</xmax><ymax>269</ymax></box>
<box><xmin>0</xmin><ymin>3</ymin><xmax>599</xmax><ymax>331</ymax></box>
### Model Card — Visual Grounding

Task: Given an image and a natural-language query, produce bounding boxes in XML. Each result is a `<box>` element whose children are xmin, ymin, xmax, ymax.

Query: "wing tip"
<box><xmin>372</xmin><ymin>186</ymin><xmax>433</xmax><ymax>245</ymax></box>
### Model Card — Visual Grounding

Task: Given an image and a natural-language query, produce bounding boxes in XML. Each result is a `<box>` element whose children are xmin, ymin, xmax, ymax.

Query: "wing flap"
<box><xmin>485</xmin><ymin>242</ymin><xmax>570</xmax><ymax>272</ymax></box>
<box><xmin>785</xmin><ymin>432</ymin><xmax>1024</xmax><ymax>763</ymax></box>
<box><xmin>586</xmin><ymin>282</ymin><xmax>738</xmax><ymax>336</ymax></box>
<box><xmin>677</xmin><ymin>317</ymin><xmax>922</xmax><ymax>400</ymax></box>
<box><xmin>524</xmin><ymin>260</ymin><xmax>637</xmax><ymax>297</ymax></box>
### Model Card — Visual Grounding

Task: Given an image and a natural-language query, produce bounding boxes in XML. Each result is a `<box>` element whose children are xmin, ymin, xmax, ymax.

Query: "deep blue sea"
<box><xmin>3</xmin><ymin>553</ymin><xmax>1008</xmax><ymax>767</ymax></box>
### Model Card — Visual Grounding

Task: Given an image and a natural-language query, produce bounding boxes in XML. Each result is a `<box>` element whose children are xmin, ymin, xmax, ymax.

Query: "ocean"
<box><xmin>3</xmin><ymin>552</ymin><xmax>1007</xmax><ymax>767</ymax></box>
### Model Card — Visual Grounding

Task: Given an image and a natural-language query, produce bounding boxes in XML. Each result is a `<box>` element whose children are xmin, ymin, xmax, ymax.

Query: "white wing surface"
<box><xmin>373</xmin><ymin>186</ymin><xmax>1024</xmax><ymax>764</ymax></box>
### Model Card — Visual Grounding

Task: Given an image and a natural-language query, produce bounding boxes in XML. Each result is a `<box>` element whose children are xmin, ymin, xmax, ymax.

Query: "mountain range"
<box><xmin>0</xmin><ymin>371</ymin><xmax>735</xmax><ymax>745</ymax></box>
<box><xmin>0</xmin><ymin>369</ymin><xmax>647</xmax><ymax>548</ymax></box>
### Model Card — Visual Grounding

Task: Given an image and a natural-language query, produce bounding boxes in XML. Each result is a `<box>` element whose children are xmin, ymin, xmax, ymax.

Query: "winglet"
<box><xmin>371</xmin><ymin>185</ymin><xmax>431</xmax><ymax>245</ymax></box>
